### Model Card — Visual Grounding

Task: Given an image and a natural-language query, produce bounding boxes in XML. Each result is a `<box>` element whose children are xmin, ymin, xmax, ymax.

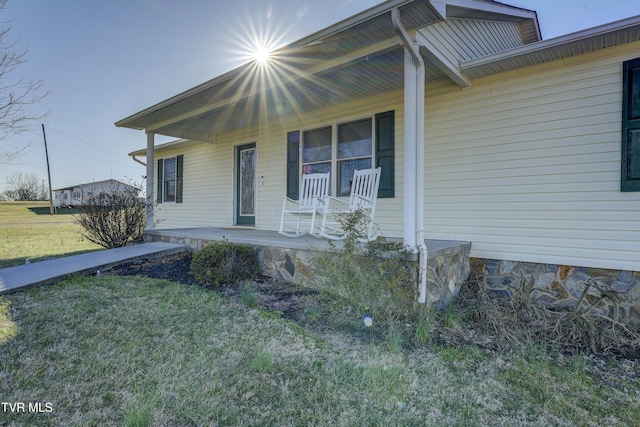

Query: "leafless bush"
<box><xmin>439</xmin><ymin>272</ymin><xmax>640</xmax><ymax>357</ymax></box>
<box><xmin>75</xmin><ymin>189</ymin><xmax>145</xmax><ymax>249</ymax></box>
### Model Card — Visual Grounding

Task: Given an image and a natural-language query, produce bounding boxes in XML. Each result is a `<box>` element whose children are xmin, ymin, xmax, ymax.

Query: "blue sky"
<box><xmin>1</xmin><ymin>0</ymin><xmax>639</xmax><ymax>193</ymax></box>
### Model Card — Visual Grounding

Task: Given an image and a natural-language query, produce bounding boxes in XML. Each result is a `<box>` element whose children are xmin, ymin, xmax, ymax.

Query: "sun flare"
<box><xmin>253</xmin><ymin>47</ymin><xmax>271</xmax><ymax>64</ymax></box>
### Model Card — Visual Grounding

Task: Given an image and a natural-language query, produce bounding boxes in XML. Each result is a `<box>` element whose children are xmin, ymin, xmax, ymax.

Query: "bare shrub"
<box><xmin>75</xmin><ymin>189</ymin><xmax>145</xmax><ymax>249</ymax></box>
<box><xmin>440</xmin><ymin>271</ymin><xmax>640</xmax><ymax>357</ymax></box>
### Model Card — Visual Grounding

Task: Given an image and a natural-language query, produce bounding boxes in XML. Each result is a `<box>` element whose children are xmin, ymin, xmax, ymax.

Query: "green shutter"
<box><xmin>286</xmin><ymin>131</ymin><xmax>300</xmax><ymax>200</ymax></box>
<box><xmin>176</xmin><ymin>154</ymin><xmax>184</xmax><ymax>203</ymax></box>
<box><xmin>375</xmin><ymin>111</ymin><xmax>395</xmax><ymax>198</ymax></box>
<box><xmin>622</xmin><ymin>57</ymin><xmax>640</xmax><ymax>191</ymax></box>
<box><xmin>156</xmin><ymin>158</ymin><xmax>164</xmax><ymax>204</ymax></box>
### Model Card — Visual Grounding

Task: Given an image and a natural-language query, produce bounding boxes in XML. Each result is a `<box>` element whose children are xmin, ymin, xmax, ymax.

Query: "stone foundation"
<box><xmin>144</xmin><ymin>230</ymin><xmax>471</xmax><ymax>308</ymax></box>
<box><xmin>258</xmin><ymin>244</ymin><xmax>471</xmax><ymax>309</ymax></box>
<box><xmin>472</xmin><ymin>258</ymin><xmax>640</xmax><ymax>326</ymax></box>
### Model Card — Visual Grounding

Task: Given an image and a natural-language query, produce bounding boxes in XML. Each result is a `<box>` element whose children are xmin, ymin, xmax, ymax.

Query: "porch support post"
<box><xmin>145</xmin><ymin>131</ymin><xmax>155</xmax><ymax>230</ymax></box>
<box><xmin>402</xmin><ymin>47</ymin><xmax>418</xmax><ymax>248</ymax></box>
<box><xmin>394</xmin><ymin>7</ymin><xmax>427</xmax><ymax>303</ymax></box>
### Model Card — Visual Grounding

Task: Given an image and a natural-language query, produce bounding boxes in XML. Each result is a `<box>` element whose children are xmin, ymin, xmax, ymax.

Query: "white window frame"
<box><xmin>162</xmin><ymin>156</ymin><xmax>177</xmax><ymax>203</ymax></box>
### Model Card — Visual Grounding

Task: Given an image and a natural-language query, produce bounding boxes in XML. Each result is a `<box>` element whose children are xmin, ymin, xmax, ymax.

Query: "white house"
<box><xmin>54</xmin><ymin>179</ymin><xmax>139</xmax><ymax>208</ymax></box>
<box><xmin>117</xmin><ymin>0</ymin><xmax>640</xmax><ymax>316</ymax></box>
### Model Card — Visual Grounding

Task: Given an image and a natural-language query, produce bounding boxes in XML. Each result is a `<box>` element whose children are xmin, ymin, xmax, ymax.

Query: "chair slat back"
<box><xmin>300</xmin><ymin>173</ymin><xmax>330</xmax><ymax>208</ymax></box>
<box><xmin>348</xmin><ymin>167</ymin><xmax>381</xmax><ymax>210</ymax></box>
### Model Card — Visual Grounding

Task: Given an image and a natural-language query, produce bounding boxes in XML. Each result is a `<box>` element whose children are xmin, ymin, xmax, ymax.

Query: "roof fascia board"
<box><xmin>415</xmin><ymin>29</ymin><xmax>471</xmax><ymax>88</ymax></box>
<box><xmin>115</xmin><ymin>65</ymin><xmax>248</xmax><ymax>129</ymax></box>
<box><xmin>288</xmin><ymin>0</ymin><xmax>415</xmax><ymax>48</ymax></box>
<box><xmin>461</xmin><ymin>14</ymin><xmax>640</xmax><ymax>71</ymax></box>
<box><xmin>139</xmin><ymin>37</ymin><xmax>403</xmax><ymax>133</ymax></box>
<box><xmin>128</xmin><ymin>138</ymin><xmax>202</xmax><ymax>157</ymax></box>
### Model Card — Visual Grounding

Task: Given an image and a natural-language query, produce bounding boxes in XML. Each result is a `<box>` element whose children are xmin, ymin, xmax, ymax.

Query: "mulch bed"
<box><xmin>102</xmin><ymin>251</ymin><xmax>319</xmax><ymax>325</ymax></box>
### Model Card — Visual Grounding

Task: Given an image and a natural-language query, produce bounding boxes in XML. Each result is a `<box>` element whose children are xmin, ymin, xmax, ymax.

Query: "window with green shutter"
<box><xmin>286</xmin><ymin>111</ymin><xmax>394</xmax><ymax>199</ymax></box>
<box><xmin>375</xmin><ymin>111</ymin><xmax>394</xmax><ymax>198</ymax></box>
<box><xmin>622</xmin><ymin>57</ymin><xmax>640</xmax><ymax>191</ymax></box>
<box><xmin>157</xmin><ymin>155</ymin><xmax>184</xmax><ymax>203</ymax></box>
<box><xmin>286</xmin><ymin>131</ymin><xmax>300</xmax><ymax>200</ymax></box>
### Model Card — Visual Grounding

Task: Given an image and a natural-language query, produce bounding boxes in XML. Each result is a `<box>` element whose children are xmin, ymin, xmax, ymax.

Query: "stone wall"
<box><xmin>471</xmin><ymin>258</ymin><xmax>640</xmax><ymax>326</ymax></box>
<box><xmin>258</xmin><ymin>245</ymin><xmax>471</xmax><ymax>309</ymax></box>
<box><xmin>145</xmin><ymin>231</ymin><xmax>471</xmax><ymax>308</ymax></box>
<box><xmin>425</xmin><ymin>249</ymin><xmax>471</xmax><ymax>309</ymax></box>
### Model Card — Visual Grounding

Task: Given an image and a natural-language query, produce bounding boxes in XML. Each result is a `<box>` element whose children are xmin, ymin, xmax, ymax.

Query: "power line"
<box><xmin>49</xmin><ymin>145</ymin><xmax>142</xmax><ymax>171</ymax></box>
<box><xmin>44</xmin><ymin>125</ymin><xmax>130</xmax><ymax>158</ymax></box>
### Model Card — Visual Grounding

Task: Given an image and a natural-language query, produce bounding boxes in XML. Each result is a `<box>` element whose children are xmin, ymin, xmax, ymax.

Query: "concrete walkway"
<box><xmin>0</xmin><ymin>242</ymin><xmax>188</xmax><ymax>294</ymax></box>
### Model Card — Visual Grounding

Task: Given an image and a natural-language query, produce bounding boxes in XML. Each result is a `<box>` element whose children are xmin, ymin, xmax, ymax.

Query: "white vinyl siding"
<box><xmin>418</xmin><ymin>19</ymin><xmax>524</xmax><ymax>62</ymax></box>
<box><xmin>424</xmin><ymin>41</ymin><xmax>640</xmax><ymax>271</ymax></box>
<box><xmin>153</xmin><ymin>141</ymin><xmax>235</xmax><ymax>228</ymax></box>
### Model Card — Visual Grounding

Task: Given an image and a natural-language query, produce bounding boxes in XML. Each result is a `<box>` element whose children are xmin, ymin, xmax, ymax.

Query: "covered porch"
<box><xmin>144</xmin><ymin>227</ymin><xmax>471</xmax><ymax>308</ymax></box>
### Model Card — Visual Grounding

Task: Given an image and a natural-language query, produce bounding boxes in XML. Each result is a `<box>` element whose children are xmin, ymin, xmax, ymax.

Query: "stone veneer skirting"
<box><xmin>471</xmin><ymin>258</ymin><xmax>640</xmax><ymax>326</ymax></box>
<box><xmin>144</xmin><ymin>229</ymin><xmax>471</xmax><ymax>309</ymax></box>
<box><xmin>258</xmin><ymin>244</ymin><xmax>471</xmax><ymax>309</ymax></box>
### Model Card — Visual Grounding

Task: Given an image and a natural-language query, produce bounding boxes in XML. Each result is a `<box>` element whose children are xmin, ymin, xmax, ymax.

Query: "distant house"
<box><xmin>117</xmin><ymin>0</ymin><xmax>640</xmax><ymax>316</ymax></box>
<box><xmin>54</xmin><ymin>179</ymin><xmax>139</xmax><ymax>208</ymax></box>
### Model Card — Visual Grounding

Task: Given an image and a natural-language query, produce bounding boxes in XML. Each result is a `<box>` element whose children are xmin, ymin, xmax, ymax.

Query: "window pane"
<box><xmin>164</xmin><ymin>157</ymin><xmax>176</xmax><ymax>181</ymax></box>
<box><xmin>302</xmin><ymin>127</ymin><xmax>331</xmax><ymax>163</ymax></box>
<box><xmin>240</xmin><ymin>148</ymin><xmax>255</xmax><ymax>215</ymax></box>
<box><xmin>338</xmin><ymin>119</ymin><xmax>371</xmax><ymax>159</ymax></box>
<box><xmin>163</xmin><ymin>157</ymin><xmax>176</xmax><ymax>202</ymax></box>
<box><xmin>164</xmin><ymin>181</ymin><xmax>176</xmax><ymax>202</ymax></box>
<box><xmin>303</xmin><ymin>162</ymin><xmax>331</xmax><ymax>175</ymax></box>
<box><xmin>338</xmin><ymin>158</ymin><xmax>371</xmax><ymax>197</ymax></box>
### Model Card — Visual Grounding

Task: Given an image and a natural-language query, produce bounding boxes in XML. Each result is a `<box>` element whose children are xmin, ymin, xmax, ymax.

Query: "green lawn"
<box><xmin>1</xmin><ymin>276</ymin><xmax>638</xmax><ymax>426</ymax></box>
<box><xmin>0</xmin><ymin>201</ymin><xmax>102</xmax><ymax>268</ymax></box>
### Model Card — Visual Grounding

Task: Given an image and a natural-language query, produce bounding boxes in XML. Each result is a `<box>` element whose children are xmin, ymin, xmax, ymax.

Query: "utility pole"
<box><xmin>42</xmin><ymin>124</ymin><xmax>54</xmax><ymax>215</ymax></box>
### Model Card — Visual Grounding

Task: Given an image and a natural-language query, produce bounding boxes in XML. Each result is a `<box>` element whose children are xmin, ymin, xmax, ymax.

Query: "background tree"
<box><xmin>0</xmin><ymin>0</ymin><xmax>49</xmax><ymax>164</ymax></box>
<box><xmin>3</xmin><ymin>171</ymin><xmax>45</xmax><ymax>200</ymax></box>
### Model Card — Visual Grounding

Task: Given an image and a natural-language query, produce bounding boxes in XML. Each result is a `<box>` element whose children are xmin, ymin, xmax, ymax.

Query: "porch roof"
<box><xmin>115</xmin><ymin>0</ymin><xmax>539</xmax><ymax>143</ymax></box>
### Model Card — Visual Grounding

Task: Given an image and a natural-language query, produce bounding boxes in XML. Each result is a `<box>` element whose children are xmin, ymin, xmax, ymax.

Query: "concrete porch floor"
<box><xmin>144</xmin><ymin>227</ymin><xmax>470</xmax><ymax>259</ymax></box>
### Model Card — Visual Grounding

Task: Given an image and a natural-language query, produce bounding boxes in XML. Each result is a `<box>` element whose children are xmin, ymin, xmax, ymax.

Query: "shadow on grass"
<box><xmin>28</xmin><ymin>207</ymin><xmax>80</xmax><ymax>215</ymax></box>
<box><xmin>0</xmin><ymin>249</ymin><xmax>104</xmax><ymax>269</ymax></box>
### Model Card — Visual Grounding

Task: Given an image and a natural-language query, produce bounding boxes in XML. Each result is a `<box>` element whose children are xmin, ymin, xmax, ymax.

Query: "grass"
<box><xmin>1</xmin><ymin>276</ymin><xmax>638</xmax><ymax>426</ymax></box>
<box><xmin>0</xmin><ymin>201</ymin><xmax>102</xmax><ymax>268</ymax></box>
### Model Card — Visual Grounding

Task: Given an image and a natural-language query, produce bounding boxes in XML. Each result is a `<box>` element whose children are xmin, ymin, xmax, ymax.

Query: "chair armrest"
<box><xmin>321</xmin><ymin>195</ymin><xmax>350</xmax><ymax>212</ymax></box>
<box><xmin>282</xmin><ymin>196</ymin><xmax>300</xmax><ymax>210</ymax></box>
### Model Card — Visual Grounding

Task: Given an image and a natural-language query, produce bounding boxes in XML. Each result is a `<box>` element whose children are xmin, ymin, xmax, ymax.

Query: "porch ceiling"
<box><xmin>151</xmin><ymin>48</ymin><xmax>450</xmax><ymax>141</ymax></box>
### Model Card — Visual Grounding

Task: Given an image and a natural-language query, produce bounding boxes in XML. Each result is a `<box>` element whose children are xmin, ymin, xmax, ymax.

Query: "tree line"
<box><xmin>1</xmin><ymin>172</ymin><xmax>49</xmax><ymax>201</ymax></box>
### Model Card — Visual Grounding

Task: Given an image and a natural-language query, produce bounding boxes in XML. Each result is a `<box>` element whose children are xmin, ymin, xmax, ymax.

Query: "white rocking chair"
<box><xmin>319</xmin><ymin>167</ymin><xmax>381</xmax><ymax>241</ymax></box>
<box><xmin>279</xmin><ymin>172</ymin><xmax>330</xmax><ymax>237</ymax></box>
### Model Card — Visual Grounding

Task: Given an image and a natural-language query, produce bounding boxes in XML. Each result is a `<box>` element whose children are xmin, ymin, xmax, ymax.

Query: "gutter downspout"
<box><xmin>131</xmin><ymin>154</ymin><xmax>147</xmax><ymax>168</ymax></box>
<box><xmin>392</xmin><ymin>8</ymin><xmax>428</xmax><ymax>304</ymax></box>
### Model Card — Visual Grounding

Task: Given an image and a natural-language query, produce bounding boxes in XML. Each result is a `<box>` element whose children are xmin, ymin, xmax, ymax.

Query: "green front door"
<box><xmin>236</xmin><ymin>143</ymin><xmax>256</xmax><ymax>226</ymax></box>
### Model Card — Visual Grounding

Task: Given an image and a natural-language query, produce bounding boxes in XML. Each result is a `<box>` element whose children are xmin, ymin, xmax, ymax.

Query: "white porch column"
<box><xmin>394</xmin><ymin>7</ymin><xmax>426</xmax><ymax>249</ymax></box>
<box><xmin>146</xmin><ymin>131</ymin><xmax>155</xmax><ymax>230</ymax></box>
<box><xmin>394</xmin><ymin>5</ymin><xmax>427</xmax><ymax>303</ymax></box>
<box><xmin>403</xmin><ymin>48</ymin><xmax>418</xmax><ymax>248</ymax></box>
<box><xmin>415</xmin><ymin>50</ymin><xmax>425</xmax><ymax>248</ymax></box>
